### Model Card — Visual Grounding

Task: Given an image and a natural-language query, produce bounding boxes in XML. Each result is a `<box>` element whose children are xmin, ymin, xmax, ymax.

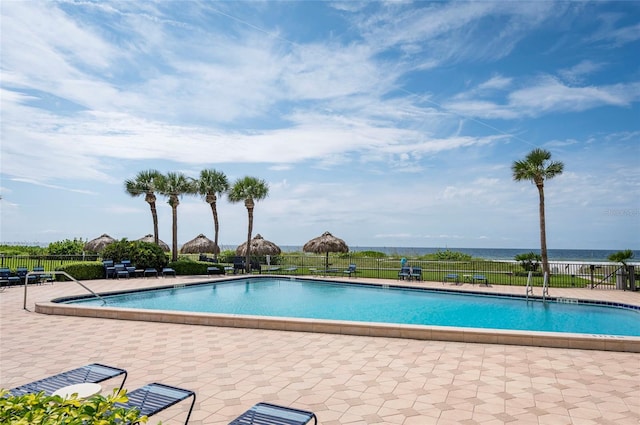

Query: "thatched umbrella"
<box><xmin>303</xmin><ymin>231</ymin><xmax>349</xmax><ymax>270</ymax></box>
<box><xmin>180</xmin><ymin>233</ymin><xmax>220</xmax><ymax>254</ymax></box>
<box><xmin>236</xmin><ymin>234</ymin><xmax>281</xmax><ymax>257</ymax></box>
<box><xmin>137</xmin><ymin>234</ymin><xmax>170</xmax><ymax>252</ymax></box>
<box><xmin>84</xmin><ymin>234</ymin><xmax>116</xmax><ymax>253</ymax></box>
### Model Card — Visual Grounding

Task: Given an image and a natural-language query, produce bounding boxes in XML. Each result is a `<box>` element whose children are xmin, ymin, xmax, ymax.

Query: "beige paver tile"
<box><xmin>1</xmin><ymin>277</ymin><xmax>639</xmax><ymax>424</ymax></box>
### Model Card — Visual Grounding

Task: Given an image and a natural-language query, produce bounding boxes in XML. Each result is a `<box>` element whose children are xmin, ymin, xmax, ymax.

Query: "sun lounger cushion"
<box><xmin>8</xmin><ymin>363</ymin><xmax>127</xmax><ymax>396</ymax></box>
<box><xmin>228</xmin><ymin>402</ymin><xmax>317</xmax><ymax>425</ymax></box>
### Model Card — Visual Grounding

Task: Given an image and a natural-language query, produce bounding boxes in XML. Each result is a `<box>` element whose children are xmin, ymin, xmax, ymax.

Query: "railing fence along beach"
<box><xmin>1</xmin><ymin>253</ymin><xmax>638</xmax><ymax>291</ymax></box>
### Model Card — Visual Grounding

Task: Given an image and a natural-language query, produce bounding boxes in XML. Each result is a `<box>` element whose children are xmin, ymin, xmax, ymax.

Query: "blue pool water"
<box><xmin>64</xmin><ymin>278</ymin><xmax>640</xmax><ymax>337</ymax></box>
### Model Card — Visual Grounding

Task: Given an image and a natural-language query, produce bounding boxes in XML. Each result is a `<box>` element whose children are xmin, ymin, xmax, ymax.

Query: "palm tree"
<box><xmin>124</xmin><ymin>170</ymin><xmax>164</xmax><ymax>245</ymax></box>
<box><xmin>228</xmin><ymin>176</ymin><xmax>269</xmax><ymax>272</ymax></box>
<box><xmin>194</xmin><ymin>169</ymin><xmax>229</xmax><ymax>258</ymax></box>
<box><xmin>157</xmin><ymin>172</ymin><xmax>195</xmax><ymax>262</ymax></box>
<box><xmin>512</xmin><ymin>148</ymin><xmax>564</xmax><ymax>277</ymax></box>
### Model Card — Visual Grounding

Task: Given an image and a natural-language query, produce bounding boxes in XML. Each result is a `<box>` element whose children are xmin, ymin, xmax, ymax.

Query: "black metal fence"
<box><xmin>2</xmin><ymin>253</ymin><xmax>637</xmax><ymax>291</ymax></box>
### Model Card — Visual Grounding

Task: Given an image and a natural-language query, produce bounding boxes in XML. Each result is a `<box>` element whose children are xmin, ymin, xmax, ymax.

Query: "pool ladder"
<box><xmin>525</xmin><ymin>271</ymin><xmax>549</xmax><ymax>302</ymax></box>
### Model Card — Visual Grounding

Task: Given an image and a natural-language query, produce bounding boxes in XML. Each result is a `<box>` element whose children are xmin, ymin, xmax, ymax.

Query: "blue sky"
<box><xmin>1</xmin><ymin>1</ymin><xmax>639</xmax><ymax>250</ymax></box>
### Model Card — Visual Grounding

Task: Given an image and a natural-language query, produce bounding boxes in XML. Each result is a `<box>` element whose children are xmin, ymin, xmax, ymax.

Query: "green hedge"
<box><xmin>55</xmin><ymin>262</ymin><xmax>104</xmax><ymax>280</ymax></box>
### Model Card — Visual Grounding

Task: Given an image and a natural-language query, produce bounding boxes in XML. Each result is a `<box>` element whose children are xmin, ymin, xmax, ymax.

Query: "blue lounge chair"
<box><xmin>207</xmin><ymin>266</ymin><xmax>222</xmax><ymax>275</ymax></box>
<box><xmin>16</xmin><ymin>267</ymin><xmax>38</xmax><ymax>284</ymax></box>
<box><xmin>7</xmin><ymin>363</ymin><xmax>127</xmax><ymax>397</ymax></box>
<box><xmin>443</xmin><ymin>273</ymin><xmax>460</xmax><ymax>285</ymax></box>
<box><xmin>33</xmin><ymin>266</ymin><xmax>53</xmax><ymax>284</ymax></box>
<box><xmin>0</xmin><ymin>267</ymin><xmax>20</xmax><ymax>287</ymax></box>
<box><xmin>144</xmin><ymin>268</ymin><xmax>159</xmax><ymax>278</ymax></box>
<box><xmin>114</xmin><ymin>264</ymin><xmax>130</xmax><ymax>279</ymax></box>
<box><xmin>343</xmin><ymin>264</ymin><xmax>357</xmax><ymax>278</ymax></box>
<box><xmin>398</xmin><ymin>266</ymin><xmax>410</xmax><ymax>280</ymax></box>
<box><xmin>115</xmin><ymin>382</ymin><xmax>195</xmax><ymax>425</ymax></box>
<box><xmin>283</xmin><ymin>266</ymin><xmax>298</xmax><ymax>274</ymax></box>
<box><xmin>472</xmin><ymin>274</ymin><xmax>489</xmax><ymax>285</ymax></box>
<box><xmin>409</xmin><ymin>267</ymin><xmax>422</xmax><ymax>281</ymax></box>
<box><xmin>233</xmin><ymin>257</ymin><xmax>245</xmax><ymax>274</ymax></box>
<box><xmin>162</xmin><ymin>267</ymin><xmax>176</xmax><ymax>277</ymax></box>
<box><xmin>229</xmin><ymin>402</ymin><xmax>317</xmax><ymax>425</ymax></box>
<box><xmin>103</xmin><ymin>260</ymin><xmax>116</xmax><ymax>279</ymax></box>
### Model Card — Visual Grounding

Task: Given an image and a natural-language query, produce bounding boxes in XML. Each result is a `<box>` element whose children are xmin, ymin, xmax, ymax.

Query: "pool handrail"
<box><xmin>23</xmin><ymin>271</ymin><xmax>106</xmax><ymax>310</ymax></box>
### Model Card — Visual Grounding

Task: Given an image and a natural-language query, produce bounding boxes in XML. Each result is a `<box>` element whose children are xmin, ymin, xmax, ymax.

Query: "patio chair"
<box><xmin>0</xmin><ymin>267</ymin><xmax>20</xmax><ymax>286</ymax></box>
<box><xmin>343</xmin><ymin>264</ymin><xmax>357</xmax><ymax>278</ymax></box>
<box><xmin>144</xmin><ymin>268</ymin><xmax>159</xmax><ymax>278</ymax></box>
<box><xmin>16</xmin><ymin>267</ymin><xmax>38</xmax><ymax>284</ymax></box>
<box><xmin>103</xmin><ymin>260</ymin><xmax>116</xmax><ymax>279</ymax></box>
<box><xmin>409</xmin><ymin>267</ymin><xmax>422</xmax><ymax>281</ymax></box>
<box><xmin>228</xmin><ymin>402</ymin><xmax>317</xmax><ymax>425</ymax></box>
<box><xmin>114</xmin><ymin>264</ymin><xmax>130</xmax><ymax>279</ymax></box>
<box><xmin>207</xmin><ymin>266</ymin><xmax>222</xmax><ymax>275</ymax></box>
<box><xmin>115</xmin><ymin>382</ymin><xmax>195</xmax><ymax>425</ymax></box>
<box><xmin>33</xmin><ymin>266</ymin><xmax>53</xmax><ymax>284</ymax></box>
<box><xmin>472</xmin><ymin>274</ymin><xmax>489</xmax><ymax>285</ymax></box>
<box><xmin>7</xmin><ymin>363</ymin><xmax>127</xmax><ymax>397</ymax></box>
<box><xmin>398</xmin><ymin>266</ymin><xmax>411</xmax><ymax>280</ymax></box>
<box><xmin>250</xmin><ymin>260</ymin><xmax>262</xmax><ymax>274</ymax></box>
<box><xmin>233</xmin><ymin>256</ymin><xmax>245</xmax><ymax>274</ymax></box>
<box><xmin>443</xmin><ymin>273</ymin><xmax>460</xmax><ymax>285</ymax></box>
<box><xmin>162</xmin><ymin>267</ymin><xmax>176</xmax><ymax>277</ymax></box>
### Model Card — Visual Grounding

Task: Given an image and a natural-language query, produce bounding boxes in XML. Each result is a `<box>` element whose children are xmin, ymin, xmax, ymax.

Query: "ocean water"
<box><xmin>256</xmin><ymin>246</ymin><xmax>640</xmax><ymax>262</ymax></box>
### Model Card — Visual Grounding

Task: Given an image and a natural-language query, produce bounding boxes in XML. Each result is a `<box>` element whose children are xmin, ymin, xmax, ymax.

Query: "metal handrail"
<box><xmin>542</xmin><ymin>272</ymin><xmax>549</xmax><ymax>301</ymax></box>
<box><xmin>525</xmin><ymin>270</ymin><xmax>533</xmax><ymax>300</ymax></box>
<box><xmin>23</xmin><ymin>271</ymin><xmax>106</xmax><ymax>310</ymax></box>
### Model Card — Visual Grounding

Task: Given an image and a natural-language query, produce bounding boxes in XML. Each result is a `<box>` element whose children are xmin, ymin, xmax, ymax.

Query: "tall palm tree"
<box><xmin>512</xmin><ymin>148</ymin><xmax>564</xmax><ymax>277</ymax></box>
<box><xmin>157</xmin><ymin>172</ymin><xmax>195</xmax><ymax>262</ymax></box>
<box><xmin>124</xmin><ymin>170</ymin><xmax>164</xmax><ymax>245</ymax></box>
<box><xmin>228</xmin><ymin>176</ymin><xmax>269</xmax><ymax>272</ymax></box>
<box><xmin>194</xmin><ymin>169</ymin><xmax>229</xmax><ymax>258</ymax></box>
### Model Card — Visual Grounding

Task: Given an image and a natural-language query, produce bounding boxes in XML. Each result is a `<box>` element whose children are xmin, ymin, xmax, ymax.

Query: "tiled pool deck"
<box><xmin>1</xmin><ymin>275</ymin><xmax>639</xmax><ymax>424</ymax></box>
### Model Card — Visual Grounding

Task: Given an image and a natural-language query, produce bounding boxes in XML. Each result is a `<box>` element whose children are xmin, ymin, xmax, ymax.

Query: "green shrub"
<box><xmin>218</xmin><ymin>249</ymin><xmax>236</xmax><ymax>263</ymax></box>
<box><xmin>350</xmin><ymin>251</ymin><xmax>387</xmax><ymax>258</ymax></box>
<box><xmin>102</xmin><ymin>240</ymin><xmax>168</xmax><ymax>270</ymax></box>
<box><xmin>421</xmin><ymin>250</ymin><xmax>473</xmax><ymax>261</ymax></box>
<box><xmin>0</xmin><ymin>389</ymin><xmax>148</xmax><ymax>424</ymax></box>
<box><xmin>48</xmin><ymin>239</ymin><xmax>86</xmax><ymax>256</ymax></box>
<box><xmin>0</xmin><ymin>245</ymin><xmax>46</xmax><ymax>256</ymax></box>
<box><xmin>168</xmin><ymin>259</ymin><xmax>224</xmax><ymax>275</ymax></box>
<box><xmin>55</xmin><ymin>262</ymin><xmax>104</xmax><ymax>280</ymax></box>
<box><xmin>515</xmin><ymin>252</ymin><xmax>542</xmax><ymax>271</ymax></box>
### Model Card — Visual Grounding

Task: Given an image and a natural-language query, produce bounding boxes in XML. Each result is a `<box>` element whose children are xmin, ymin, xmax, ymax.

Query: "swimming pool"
<box><xmin>43</xmin><ymin>277</ymin><xmax>640</xmax><ymax>352</ymax></box>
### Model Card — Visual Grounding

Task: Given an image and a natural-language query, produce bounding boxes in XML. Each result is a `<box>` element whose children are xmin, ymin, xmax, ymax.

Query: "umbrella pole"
<box><xmin>325</xmin><ymin>252</ymin><xmax>329</xmax><ymax>270</ymax></box>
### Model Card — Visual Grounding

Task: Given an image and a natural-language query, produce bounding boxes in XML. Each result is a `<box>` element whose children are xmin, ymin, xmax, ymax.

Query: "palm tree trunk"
<box><xmin>245</xmin><ymin>199</ymin><xmax>254</xmax><ymax>273</ymax></box>
<box><xmin>146</xmin><ymin>193</ymin><xmax>159</xmax><ymax>245</ymax></box>
<box><xmin>150</xmin><ymin>201</ymin><xmax>159</xmax><ymax>245</ymax></box>
<box><xmin>171</xmin><ymin>197</ymin><xmax>179</xmax><ymax>262</ymax></box>
<box><xmin>537</xmin><ymin>183</ymin><xmax>550</xmax><ymax>277</ymax></box>
<box><xmin>209</xmin><ymin>200</ymin><xmax>219</xmax><ymax>260</ymax></box>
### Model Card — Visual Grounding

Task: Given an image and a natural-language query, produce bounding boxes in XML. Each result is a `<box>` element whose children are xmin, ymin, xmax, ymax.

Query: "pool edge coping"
<box><xmin>35</xmin><ymin>276</ymin><xmax>640</xmax><ymax>353</ymax></box>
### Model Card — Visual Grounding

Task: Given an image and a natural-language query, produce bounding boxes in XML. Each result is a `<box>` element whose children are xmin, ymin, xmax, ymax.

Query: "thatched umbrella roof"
<box><xmin>137</xmin><ymin>234</ymin><xmax>170</xmax><ymax>252</ymax></box>
<box><xmin>236</xmin><ymin>234</ymin><xmax>281</xmax><ymax>257</ymax></box>
<box><xmin>84</xmin><ymin>233</ymin><xmax>116</xmax><ymax>253</ymax></box>
<box><xmin>303</xmin><ymin>231</ymin><xmax>349</xmax><ymax>269</ymax></box>
<box><xmin>180</xmin><ymin>233</ymin><xmax>220</xmax><ymax>254</ymax></box>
